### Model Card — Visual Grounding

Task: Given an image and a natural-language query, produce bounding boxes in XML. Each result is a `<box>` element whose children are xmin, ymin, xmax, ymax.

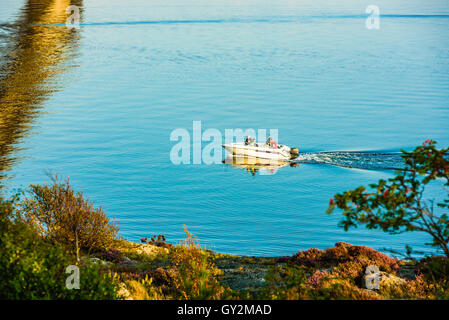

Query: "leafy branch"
<box><xmin>327</xmin><ymin>140</ymin><xmax>449</xmax><ymax>257</ymax></box>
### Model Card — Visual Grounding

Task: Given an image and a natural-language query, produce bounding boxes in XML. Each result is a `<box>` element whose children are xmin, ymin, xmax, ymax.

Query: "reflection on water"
<box><xmin>223</xmin><ymin>155</ymin><xmax>296</xmax><ymax>176</ymax></box>
<box><xmin>0</xmin><ymin>0</ymin><xmax>81</xmax><ymax>188</ymax></box>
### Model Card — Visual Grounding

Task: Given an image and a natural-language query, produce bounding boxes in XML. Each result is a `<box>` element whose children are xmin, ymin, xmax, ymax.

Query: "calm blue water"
<box><xmin>1</xmin><ymin>0</ymin><xmax>448</xmax><ymax>256</ymax></box>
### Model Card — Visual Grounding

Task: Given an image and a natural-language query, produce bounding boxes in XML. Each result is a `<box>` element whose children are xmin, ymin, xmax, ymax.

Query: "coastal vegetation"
<box><xmin>0</xmin><ymin>195</ymin><xmax>118</xmax><ymax>299</ymax></box>
<box><xmin>328</xmin><ymin>139</ymin><xmax>449</xmax><ymax>258</ymax></box>
<box><xmin>0</xmin><ymin>141</ymin><xmax>448</xmax><ymax>299</ymax></box>
<box><xmin>20</xmin><ymin>175</ymin><xmax>119</xmax><ymax>260</ymax></box>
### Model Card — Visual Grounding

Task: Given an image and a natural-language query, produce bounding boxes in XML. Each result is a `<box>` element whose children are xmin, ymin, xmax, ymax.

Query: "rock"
<box><xmin>399</xmin><ymin>264</ymin><xmax>416</xmax><ymax>280</ymax></box>
<box><xmin>89</xmin><ymin>257</ymin><xmax>112</xmax><ymax>266</ymax></box>
<box><xmin>134</xmin><ymin>243</ymin><xmax>169</xmax><ymax>256</ymax></box>
<box><xmin>362</xmin><ymin>265</ymin><xmax>406</xmax><ymax>290</ymax></box>
<box><xmin>379</xmin><ymin>271</ymin><xmax>406</xmax><ymax>288</ymax></box>
<box><xmin>89</xmin><ymin>257</ymin><xmax>101</xmax><ymax>264</ymax></box>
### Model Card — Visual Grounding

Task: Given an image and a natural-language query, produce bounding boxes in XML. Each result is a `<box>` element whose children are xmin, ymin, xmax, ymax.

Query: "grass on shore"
<box><xmin>101</xmin><ymin>232</ymin><xmax>449</xmax><ymax>300</ymax></box>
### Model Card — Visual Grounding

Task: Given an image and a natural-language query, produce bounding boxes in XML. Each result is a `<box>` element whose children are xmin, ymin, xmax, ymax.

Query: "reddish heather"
<box><xmin>290</xmin><ymin>242</ymin><xmax>399</xmax><ymax>274</ymax></box>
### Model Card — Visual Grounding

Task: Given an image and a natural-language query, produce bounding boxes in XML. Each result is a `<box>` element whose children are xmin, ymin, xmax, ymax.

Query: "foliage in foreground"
<box><xmin>20</xmin><ymin>175</ymin><xmax>119</xmax><ymax>257</ymax></box>
<box><xmin>167</xmin><ymin>226</ymin><xmax>233</xmax><ymax>299</ymax></box>
<box><xmin>2</xmin><ymin>187</ymin><xmax>448</xmax><ymax>300</ymax></box>
<box><xmin>260</xmin><ymin>242</ymin><xmax>449</xmax><ymax>300</ymax></box>
<box><xmin>115</xmin><ymin>226</ymin><xmax>233</xmax><ymax>300</ymax></box>
<box><xmin>327</xmin><ymin>140</ymin><xmax>449</xmax><ymax>257</ymax></box>
<box><xmin>111</xmin><ymin>236</ymin><xmax>449</xmax><ymax>300</ymax></box>
<box><xmin>0</xmin><ymin>197</ymin><xmax>119</xmax><ymax>299</ymax></box>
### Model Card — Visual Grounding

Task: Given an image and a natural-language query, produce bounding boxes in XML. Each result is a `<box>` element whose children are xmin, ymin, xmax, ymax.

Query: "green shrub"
<box><xmin>20</xmin><ymin>175</ymin><xmax>118</xmax><ymax>256</ymax></box>
<box><xmin>417</xmin><ymin>256</ymin><xmax>449</xmax><ymax>283</ymax></box>
<box><xmin>0</xmin><ymin>196</ymin><xmax>119</xmax><ymax>299</ymax></box>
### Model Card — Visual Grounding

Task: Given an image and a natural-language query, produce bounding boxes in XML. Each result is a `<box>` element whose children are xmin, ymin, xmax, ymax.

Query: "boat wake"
<box><xmin>295</xmin><ymin>151</ymin><xmax>404</xmax><ymax>171</ymax></box>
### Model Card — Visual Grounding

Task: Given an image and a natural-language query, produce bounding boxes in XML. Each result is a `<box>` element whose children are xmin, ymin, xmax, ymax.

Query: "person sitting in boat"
<box><xmin>249</xmin><ymin>138</ymin><xmax>256</xmax><ymax>146</ymax></box>
<box><xmin>266</xmin><ymin>137</ymin><xmax>278</xmax><ymax>149</ymax></box>
<box><xmin>245</xmin><ymin>136</ymin><xmax>257</xmax><ymax>146</ymax></box>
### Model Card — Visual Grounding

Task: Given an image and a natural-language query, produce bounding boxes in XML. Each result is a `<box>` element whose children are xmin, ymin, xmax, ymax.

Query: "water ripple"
<box><xmin>32</xmin><ymin>14</ymin><xmax>449</xmax><ymax>27</ymax></box>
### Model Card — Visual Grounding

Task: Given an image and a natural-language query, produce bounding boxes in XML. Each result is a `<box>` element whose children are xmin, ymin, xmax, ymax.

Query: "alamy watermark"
<box><xmin>65</xmin><ymin>265</ymin><xmax>80</xmax><ymax>290</ymax></box>
<box><xmin>366</xmin><ymin>5</ymin><xmax>380</xmax><ymax>30</ymax></box>
<box><xmin>170</xmin><ymin>121</ymin><xmax>279</xmax><ymax>165</ymax></box>
<box><xmin>364</xmin><ymin>265</ymin><xmax>380</xmax><ymax>290</ymax></box>
<box><xmin>66</xmin><ymin>5</ymin><xmax>80</xmax><ymax>30</ymax></box>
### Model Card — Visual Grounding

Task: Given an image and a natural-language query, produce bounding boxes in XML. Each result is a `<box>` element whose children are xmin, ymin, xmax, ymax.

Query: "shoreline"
<box><xmin>101</xmin><ymin>238</ymin><xmax>433</xmax><ymax>300</ymax></box>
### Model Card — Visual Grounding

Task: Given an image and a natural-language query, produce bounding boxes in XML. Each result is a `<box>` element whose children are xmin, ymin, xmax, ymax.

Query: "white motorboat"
<box><xmin>222</xmin><ymin>141</ymin><xmax>299</xmax><ymax>161</ymax></box>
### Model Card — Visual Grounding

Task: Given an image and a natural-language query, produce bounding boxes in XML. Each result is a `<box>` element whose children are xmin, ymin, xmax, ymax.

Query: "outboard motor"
<box><xmin>290</xmin><ymin>147</ymin><xmax>299</xmax><ymax>158</ymax></box>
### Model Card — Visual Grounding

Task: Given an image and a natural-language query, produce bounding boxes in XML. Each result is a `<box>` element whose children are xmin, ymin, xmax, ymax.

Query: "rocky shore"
<box><xmin>92</xmin><ymin>238</ymin><xmax>447</xmax><ymax>300</ymax></box>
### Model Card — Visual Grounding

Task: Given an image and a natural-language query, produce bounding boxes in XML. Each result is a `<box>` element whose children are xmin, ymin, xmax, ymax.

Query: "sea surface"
<box><xmin>0</xmin><ymin>0</ymin><xmax>448</xmax><ymax>256</ymax></box>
